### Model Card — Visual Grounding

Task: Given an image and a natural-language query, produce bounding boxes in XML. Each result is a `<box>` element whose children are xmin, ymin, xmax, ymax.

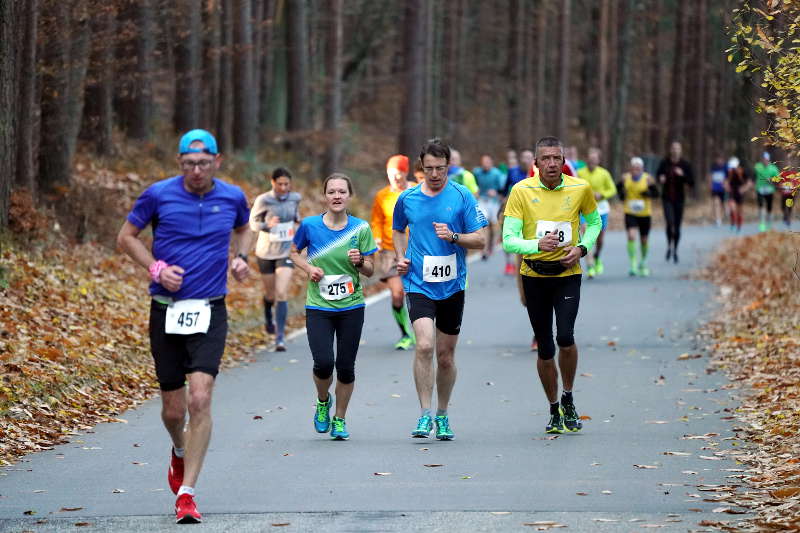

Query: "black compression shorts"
<box><xmin>407</xmin><ymin>291</ymin><xmax>465</xmax><ymax>335</ymax></box>
<box><xmin>521</xmin><ymin>275</ymin><xmax>581</xmax><ymax>360</ymax></box>
<box><xmin>624</xmin><ymin>214</ymin><xmax>651</xmax><ymax>237</ymax></box>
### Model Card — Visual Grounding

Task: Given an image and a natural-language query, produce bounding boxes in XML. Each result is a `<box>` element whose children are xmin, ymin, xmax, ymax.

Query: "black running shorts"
<box><xmin>624</xmin><ymin>214</ymin><xmax>651</xmax><ymax>237</ymax></box>
<box><xmin>407</xmin><ymin>290</ymin><xmax>465</xmax><ymax>335</ymax></box>
<box><xmin>257</xmin><ymin>257</ymin><xmax>295</xmax><ymax>274</ymax></box>
<box><xmin>149</xmin><ymin>298</ymin><xmax>228</xmax><ymax>391</ymax></box>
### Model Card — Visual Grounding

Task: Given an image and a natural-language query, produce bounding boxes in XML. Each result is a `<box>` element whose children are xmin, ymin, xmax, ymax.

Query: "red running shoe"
<box><xmin>504</xmin><ymin>263</ymin><xmax>516</xmax><ymax>276</ymax></box>
<box><xmin>168</xmin><ymin>448</ymin><xmax>184</xmax><ymax>495</ymax></box>
<box><xmin>175</xmin><ymin>493</ymin><xmax>202</xmax><ymax>524</ymax></box>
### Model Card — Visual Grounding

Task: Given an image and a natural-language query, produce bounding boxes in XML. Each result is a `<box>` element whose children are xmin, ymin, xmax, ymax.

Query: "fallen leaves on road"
<box><xmin>677</xmin><ymin>353</ymin><xmax>703</xmax><ymax>360</ymax></box>
<box><xmin>59</xmin><ymin>507</ymin><xmax>83</xmax><ymax>512</ymax></box>
<box><xmin>697</xmin><ymin>232</ymin><xmax>800</xmax><ymax>530</ymax></box>
<box><xmin>373</xmin><ymin>472</ymin><xmax>392</xmax><ymax>476</ymax></box>
<box><xmin>633</xmin><ymin>464</ymin><xmax>659</xmax><ymax>469</ymax></box>
<box><xmin>423</xmin><ymin>464</ymin><xmax>443</xmax><ymax>467</ymax></box>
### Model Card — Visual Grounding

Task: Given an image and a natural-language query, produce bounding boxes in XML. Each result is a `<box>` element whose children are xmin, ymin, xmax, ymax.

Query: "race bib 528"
<box><xmin>535</xmin><ymin>220</ymin><xmax>572</xmax><ymax>247</ymax></box>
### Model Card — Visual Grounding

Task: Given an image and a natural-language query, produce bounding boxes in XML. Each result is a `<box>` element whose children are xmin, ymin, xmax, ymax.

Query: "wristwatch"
<box><xmin>577</xmin><ymin>245</ymin><xmax>588</xmax><ymax>257</ymax></box>
<box><xmin>236</xmin><ymin>253</ymin><xmax>248</xmax><ymax>262</ymax></box>
<box><xmin>450</xmin><ymin>232</ymin><xmax>459</xmax><ymax>243</ymax></box>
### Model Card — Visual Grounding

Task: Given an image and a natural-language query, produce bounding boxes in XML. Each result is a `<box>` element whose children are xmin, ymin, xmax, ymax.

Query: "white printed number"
<box><xmin>535</xmin><ymin>221</ymin><xmax>572</xmax><ymax>247</ymax></box>
<box><xmin>423</xmin><ymin>254</ymin><xmax>457</xmax><ymax>282</ymax></box>
<box><xmin>270</xmin><ymin>221</ymin><xmax>295</xmax><ymax>242</ymax></box>
<box><xmin>319</xmin><ymin>275</ymin><xmax>355</xmax><ymax>301</ymax></box>
<box><xmin>165</xmin><ymin>299</ymin><xmax>211</xmax><ymax>335</ymax></box>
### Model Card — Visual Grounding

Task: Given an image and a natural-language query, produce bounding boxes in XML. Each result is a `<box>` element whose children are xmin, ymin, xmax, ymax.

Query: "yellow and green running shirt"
<box><xmin>577</xmin><ymin>165</ymin><xmax>617</xmax><ymax>215</ymax></box>
<box><xmin>292</xmin><ymin>214</ymin><xmax>378</xmax><ymax>311</ymax></box>
<box><xmin>503</xmin><ymin>174</ymin><xmax>600</xmax><ymax>278</ymax></box>
<box><xmin>622</xmin><ymin>172</ymin><xmax>653</xmax><ymax>217</ymax></box>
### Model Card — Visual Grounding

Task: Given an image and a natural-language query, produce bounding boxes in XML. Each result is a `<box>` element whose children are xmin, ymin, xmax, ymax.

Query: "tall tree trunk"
<box><xmin>535</xmin><ymin>2</ymin><xmax>547</xmax><ymax>140</ymax></box>
<box><xmin>647</xmin><ymin>0</ymin><xmax>662</xmax><ymax>153</ymax></box>
<box><xmin>286</xmin><ymin>0</ymin><xmax>309</xmax><ymax>133</ymax></box>
<box><xmin>667</xmin><ymin>1</ymin><xmax>689</xmax><ymax>143</ymax></box>
<box><xmin>692</xmin><ymin>0</ymin><xmax>708</xmax><ymax>198</ymax></box>
<box><xmin>203</xmin><ymin>0</ymin><xmax>222</xmax><ymax>131</ymax></box>
<box><xmin>15</xmin><ymin>0</ymin><xmax>38</xmax><ymax>192</ymax></box>
<box><xmin>217</xmin><ymin>0</ymin><xmax>235</xmax><ymax>152</ymax></box>
<box><xmin>400</xmin><ymin>0</ymin><xmax>426</xmax><ymax>158</ymax></box>
<box><xmin>322</xmin><ymin>0</ymin><xmax>343</xmax><ymax>176</ymax></box>
<box><xmin>81</xmin><ymin>1</ymin><xmax>116</xmax><ymax>156</ymax></box>
<box><xmin>556</xmin><ymin>0</ymin><xmax>571</xmax><ymax>142</ymax></box>
<box><xmin>234</xmin><ymin>0</ymin><xmax>256</xmax><ymax>150</ymax></box>
<box><xmin>174</xmin><ymin>0</ymin><xmax>203</xmax><ymax>132</ymax></box>
<box><xmin>507</xmin><ymin>0</ymin><xmax>524</xmax><ymax>149</ymax></box>
<box><xmin>610</xmin><ymin>0</ymin><xmax>635</xmax><ymax>180</ymax></box>
<box><xmin>259</xmin><ymin>0</ymin><xmax>276</xmax><ymax>126</ymax></box>
<box><xmin>0</xmin><ymin>0</ymin><xmax>21</xmax><ymax>227</ymax></box>
<box><xmin>39</xmin><ymin>0</ymin><xmax>92</xmax><ymax>193</ymax></box>
<box><xmin>597</xmin><ymin>0</ymin><xmax>609</xmax><ymax>155</ymax></box>
<box><xmin>252</xmin><ymin>0</ymin><xmax>264</xmax><ymax>124</ymax></box>
<box><xmin>423</xmin><ymin>0</ymin><xmax>435</xmax><ymax>137</ymax></box>
<box><xmin>119</xmin><ymin>0</ymin><xmax>155</xmax><ymax>141</ymax></box>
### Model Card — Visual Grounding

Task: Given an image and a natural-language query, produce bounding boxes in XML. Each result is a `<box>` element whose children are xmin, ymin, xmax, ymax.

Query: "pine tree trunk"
<box><xmin>556</xmin><ymin>0</ymin><xmax>571</xmax><ymax>142</ymax></box>
<box><xmin>322</xmin><ymin>0</ymin><xmax>343</xmax><ymax>176</ymax></box>
<box><xmin>507</xmin><ymin>0</ymin><xmax>524</xmax><ymax>149</ymax></box>
<box><xmin>252</xmin><ymin>0</ymin><xmax>264</xmax><ymax>123</ymax></box>
<box><xmin>234</xmin><ymin>0</ymin><xmax>256</xmax><ymax>150</ymax></box>
<box><xmin>203</xmin><ymin>0</ymin><xmax>222</xmax><ymax>131</ymax></box>
<box><xmin>15</xmin><ymin>0</ymin><xmax>38</xmax><ymax>192</ymax></box>
<box><xmin>610</xmin><ymin>0</ymin><xmax>635</xmax><ymax>180</ymax></box>
<box><xmin>667</xmin><ymin>1</ymin><xmax>689</xmax><ymax>143</ymax></box>
<box><xmin>217</xmin><ymin>0</ymin><xmax>235</xmax><ymax>152</ymax></box>
<box><xmin>400</xmin><ymin>0</ymin><xmax>426</xmax><ymax>158</ymax></box>
<box><xmin>0</xmin><ymin>0</ymin><xmax>21</xmax><ymax>227</ymax></box>
<box><xmin>174</xmin><ymin>0</ymin><xmax>203</xmax><ymax>132</ymax></box>
<box><xmin>82</xmin><ymin>2</ymin><xmax>116</xmax><ymax>156</ymax></box>
<box><xmin>286</xmin><ymin>0</ymin><xmax>309</xmax><ymax>133</ymax></box>
<box><xmin>259</xmin><ymin>0</ymin><xmax>276</xmax><ymax>126</ymax></box>
<box><xmin>597</xmin><ymin>0</ymin><xmax>609</xmax><ymax>155</ymax></box>
<box><xmin>692</xmin><ymin>0</ymin><xmax>708</xmax><ymax>198</ymax></box>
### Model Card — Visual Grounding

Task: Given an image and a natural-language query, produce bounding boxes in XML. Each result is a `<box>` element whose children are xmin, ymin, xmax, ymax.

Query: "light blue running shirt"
<box><xmin>392</xmin><ymin>181</ymin><xmax>487</xmax><ymax>300</ymax></box>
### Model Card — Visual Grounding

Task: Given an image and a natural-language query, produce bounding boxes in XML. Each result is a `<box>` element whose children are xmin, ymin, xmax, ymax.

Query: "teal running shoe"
<box><xmin>394</xmin><ymin>336</ymin><xmax>414</xmax><ymax>350</ymax></box>
<box><xmin>314</xmin><ymin>395</ymin><xmax>333</xmax><ymax>433</ymax></box>
<box><xmin>434</xmin><ymin>415</ymin><xmax>454</xmax><ymax>440</ymax></box>
<box><xmin>330</xmin><ymin>416</ymin><xmax>349</xmax><ymax>440</ymax></box>
<box><xmin>546</xmin><ymin>407</ymin><xmax>567</xmax><ymax>434</ymax></box>
<box><xmin>595</xmin><ymin>258</ymin><xmax>605</xmax><ymax>275</ymax></box>
<box><xmin>411</xmin><ymin>415</ymin><xmax>433</xmax><ymax>438</ymax></box>
<box><xmin>638</xmin><ymin>264</ymin><xmax>650</xmax><ymax>277</ymax></box>
<box><xmin>562</xmin><ymin>401</ymin><xmax>583</xmax><ymax>432</ymax></box>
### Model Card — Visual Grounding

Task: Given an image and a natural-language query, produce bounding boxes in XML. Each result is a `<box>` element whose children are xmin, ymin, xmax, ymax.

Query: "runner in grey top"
<box><xmin>249</xmin><ymin>167</ymin><xmax>302</xmax><ymax>350</ymax></box>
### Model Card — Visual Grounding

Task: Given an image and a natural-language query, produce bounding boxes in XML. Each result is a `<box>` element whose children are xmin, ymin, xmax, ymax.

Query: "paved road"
<box><xmin>1</xmin><ymin>224</ymin><xmax>765</xmax><ymax>532</ymax></box>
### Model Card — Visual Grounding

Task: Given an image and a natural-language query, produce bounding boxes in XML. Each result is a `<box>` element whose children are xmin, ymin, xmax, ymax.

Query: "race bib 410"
<box><xmin>423</xmin><ymin>254</ymin><xmax>457</xmax><ymax>282</ymax></box>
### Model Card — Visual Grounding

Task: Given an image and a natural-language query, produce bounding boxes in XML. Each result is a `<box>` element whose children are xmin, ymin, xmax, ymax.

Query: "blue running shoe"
<box><xmin>434</xmin><ymin>415</ymin><xmax>454</xmax><ymax>440</ymax></box>
<box><xmin>314</xmin><ymin>395</ymin><xmax>333</xmax><ymax>433</ymax></box>
<box><xmin>411</xmin><ymin>415</ymin><xmax>433</xmax><ymax>438</ymax></box>
<box><xmin>330</xmin><ymin>416</ymin><xmax>349</xmax><ymax>440</ymax></box>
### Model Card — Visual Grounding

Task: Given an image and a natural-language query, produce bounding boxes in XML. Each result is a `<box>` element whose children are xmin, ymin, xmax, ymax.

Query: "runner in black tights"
<box><xmin>656</xmin><ymin>141</ymin><xmax>694</xmax><ymax>263</ymax></box>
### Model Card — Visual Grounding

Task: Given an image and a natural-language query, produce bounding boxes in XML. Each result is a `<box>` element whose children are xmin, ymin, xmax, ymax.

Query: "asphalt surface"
<box><xmin>1</xmin><ymin>223</ymin><xmax>768</xmax><ymax>532</ymax></box>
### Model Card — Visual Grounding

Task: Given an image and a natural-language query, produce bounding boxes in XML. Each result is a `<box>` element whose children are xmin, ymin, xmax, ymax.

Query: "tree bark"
<box><xmin>667</xmin><ymin>0</ymin><xmax>689</xmax><ymax>143</ymax></box>
<box><xmin>15</xmin><ymin>0</ymin><xmax>38</xmax><ymax>192</ymax></box>
<box><xmin>556</xmin><ymin>0</ymin><xmax>571</xmax><ymax>142</ymax></box>
<box><xmin>234</xmin><ymin>0</ymin><xmax>256</xmax><ymax>150</ymax></box>
<box><xmin>203</xmin><ymin>0</ymin><xmax>222</xmax><ymax>131</ymax></box>
<box><xmin>286</xmin><ymin>0</ymin><xmax>309</xmax><ymax>133</ymax></box>
<box><xmin>535</xmin><ymin>1</ymin><xmax>547</xmax><ymax>140</ymax></box>
<box><xmin>259</xmin><ymin>0</ymin><xmax>276</xmax><ymax>126</ymax></box>
<box><xmin>39</xmin><ymin>0</ymin><xmax>92</xmax><ymax>193</ymax></box>
<box><xmin>322</xmin><ymin>0</ymin><xmax>343</xmax><ymax>176</ymax></box>
<box><xmin>507</xmin><ymin>0</ymin><xmax>524</xmax><ymax>149</ymax></box>
<box><xmin>174</xmin><ymin>0</ymin><xmax>203</xmax><ymax>132</ymax></box>
<box><xmin>217</xmin><ymin>0</ymin><xmax>235</xmax><ymax>152</ymax></box>
<box><xmin>400</xmin><ymin>0</ymin><xmax>426</xmax><ymax>158</ymax></box>
<box><xmin>81</xmin><ymin>1</ymin><xmax>116</xmax><ymax>156</ymax></box>
<box><xmin>597</xmin><ymin>0</ymin><xmax>609</xmax><ymax>156</ymax></box>
<box><xmin>610</xmin><ymin>0</ymin><xmax>635</xmax><ymax>180</ymax></box>
<box><xmin>0</xmin><ymin>0</ymin><xmax>21</xmax><ymax>227</ymax></box>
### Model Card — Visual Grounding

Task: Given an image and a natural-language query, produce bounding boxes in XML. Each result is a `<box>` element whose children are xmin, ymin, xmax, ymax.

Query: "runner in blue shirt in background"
<box><xmin>473</xmin><ymin>154</ymin><xmax>506</xmax><ymax>260</ymax></box>
<box><xmin>393</xmin><ymin>138</ymin><xmax>487</xmax><ymax>441</ymax></box>
<box><xmin>117</xmin><ymin>129</ymin><xmax>252</xmax><ymax>524</ymax></box>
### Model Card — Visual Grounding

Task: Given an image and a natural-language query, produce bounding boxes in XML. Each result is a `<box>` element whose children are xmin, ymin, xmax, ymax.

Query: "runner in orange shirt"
<box><xmin>371</xmin><ymin>155</ymin><xmax>416</xmax><ymax>350</ymax></box>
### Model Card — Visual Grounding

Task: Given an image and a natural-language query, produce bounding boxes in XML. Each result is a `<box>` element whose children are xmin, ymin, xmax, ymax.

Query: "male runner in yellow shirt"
<box><xmin>577</xmin><ymin>148</ymin><xmax>616</xmax><ymax>278</ymax></box>
<box><xmin>502</xmin><ymin>136</ymin><xmax>601</xmax><ymax>434</ymax></box>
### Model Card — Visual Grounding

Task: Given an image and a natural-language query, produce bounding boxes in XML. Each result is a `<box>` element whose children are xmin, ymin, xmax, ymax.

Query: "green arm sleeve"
<box><xmin>502</xmin><ymin>216</ymin><xmax>539</xmax><ymax>254</ymax></box>
<box><xmin>579</xmin><ymin>209</ymin><xmax>602</xmax><ymax>251</ymax></box>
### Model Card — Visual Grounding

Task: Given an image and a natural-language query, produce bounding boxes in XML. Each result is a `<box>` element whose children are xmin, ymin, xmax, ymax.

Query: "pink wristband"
<box><xmin>148</xmin><ymin>260</ymin><xmax>169</xmax><ymax>283</ymax></box>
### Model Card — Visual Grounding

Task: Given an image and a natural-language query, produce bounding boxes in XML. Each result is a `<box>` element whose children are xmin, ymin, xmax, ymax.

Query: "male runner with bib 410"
<box><xmin>392</xmin><ymin>138</ymin><xmax>487</xmax><ymax>441</ymax></box>
<box><xmin>502</xmin><ymin>136</ymin><xmax>601</xmax><ymax>434</ymax></box>
<box><xmin>117</xmin><ymin>129</ymin><xmax>253</xmax><ymax>524</ymax></box>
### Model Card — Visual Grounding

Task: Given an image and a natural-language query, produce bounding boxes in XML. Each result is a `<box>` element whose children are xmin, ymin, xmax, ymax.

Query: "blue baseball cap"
<box><xmin>178</xmin><ymin>129</ymin><xmax>218</xmax><ymax>155</ymax></box>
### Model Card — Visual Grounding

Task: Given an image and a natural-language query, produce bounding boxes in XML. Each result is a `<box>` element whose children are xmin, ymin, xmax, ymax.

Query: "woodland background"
<box><xmin>0</xmin><ymin>0</ymin><xmax>768</xmax><ymax>237</ymax></box>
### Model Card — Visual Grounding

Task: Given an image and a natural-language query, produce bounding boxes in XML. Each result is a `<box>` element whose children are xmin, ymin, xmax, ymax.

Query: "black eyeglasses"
<box><xmin>180</xmin><ymin>160</ymin><xmax>214</xmax><ymax>170</ymax></box>
<box><xmin>423</xmin><ymin>165</ymin><xmax>448</xmax><ymax>174</ymax></box>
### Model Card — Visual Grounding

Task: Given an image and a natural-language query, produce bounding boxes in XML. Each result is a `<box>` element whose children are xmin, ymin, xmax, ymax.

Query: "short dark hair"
<box><xmin>272</xmin><ymin>167</ymin><xmax>292</xmax><ymax>180</ymax></box>
<box><xmin>323</xmin><ymin>172</ymin><xmax>354</xmax><ymax>195</ymax></box>
<box><xmin>419</xmin><ymin>138</ymin><xmax>451</xmax><ymax>164</ymax></box>
<box><xmin>535</xmin><ymin>136</ymin><xmax>564</xmax><ymax>154</ymax></box>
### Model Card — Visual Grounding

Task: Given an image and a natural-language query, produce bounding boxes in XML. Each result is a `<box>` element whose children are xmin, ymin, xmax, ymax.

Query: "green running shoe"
<box><xmin>411</xmin><ymin>415</ymin><xmax>433</xmax><ymax>438</ymax></box>
<box><xmin>562</xmin><ymin>401</ymin><xmax>583</xmax><ymax>432</ymax></box>
<box><xmin>434</xmin><ymin>415</ymin><xmax>454</xmax><ymax>440</ymax></box>
<box><xmin>330</xmin><ymin>416</ymin><xmax>349</xmax><ymax>440</ymax></box>
<box><xmin>314</xmin><ymin>395</ymin><xmax>333</xmax><ymax>433</ymax></box>
<box><xmin>394</xmin><ymin>335</ymin><xmax>414</xmax><ymax>350</ymax></box>
<box><xmin>595</xmin><ymin>258</ymin><xmax>605</xmax><ymax>275</ymax></box>
<box><xmin>586</xmin><ymin>266</ymin><xmax>596</xmax><ymax>279</ymax></box>
<box><xmin>546</xmin><ymin>407</ymin><xmax>567</xmax><ymax>434</ymax></box>
<box><xmin>638</xmin><ymin>264</ymin><xmax>650</xmax><ymax>277</ymax></box>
